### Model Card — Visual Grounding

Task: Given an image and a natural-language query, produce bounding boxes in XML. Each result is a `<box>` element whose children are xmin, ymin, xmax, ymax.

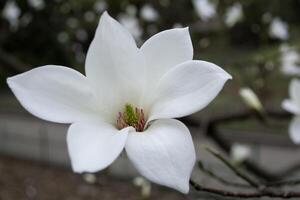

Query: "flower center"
<box><xmin>117</xmin><ymin>104</ymin><xmax>146</xmax><ymax>132</ymax></box>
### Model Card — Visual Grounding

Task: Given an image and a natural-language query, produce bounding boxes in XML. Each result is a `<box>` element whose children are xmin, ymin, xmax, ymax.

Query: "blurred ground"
<box><xmin>0</xmin><ymin>155</ymin><xmax>192</xmax><ymax>200</ymax></box>
<box><xmin>1</xmin><ymin>104</ymin><xmax>300</xmax><ymax>199</ymax></box>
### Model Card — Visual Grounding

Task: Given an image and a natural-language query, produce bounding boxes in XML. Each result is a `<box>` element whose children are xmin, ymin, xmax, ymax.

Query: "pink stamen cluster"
<box><xmin>117</xmin><ymin>107</ymin><xmax>146</xmax><ymax>132</ymax></box>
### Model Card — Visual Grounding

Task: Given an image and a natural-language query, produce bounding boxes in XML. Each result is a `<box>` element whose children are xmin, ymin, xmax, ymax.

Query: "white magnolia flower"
<box><xmin>230</xmin><ymin>143</ymin><xmax>251</xmax><ymax>163</ymax></box>
<box><xmin>269</xmin><ymin>17</ymin><xmax>289</xmax><ymax>40</ymax></box>
<box><xmin>7</xmin><ymin>12</ymin><xmax>231</xmax><ymax>193</ymax></box>
<box><xmin>192</xmin><ymin>0</ymin><xmax>216</xmax><ymax>21</ymax></box>
<box><xmin>224</xmin><ymin>3</ymin><xmax>243</xmax><ymax>27</ymax></box>
<box><xmin>239</xmin><ymin>88</ymin><xmax>263</xmax><ymax>112</ymax></box>
<box><xmin>280</xmin><ymin>45</ymin><xmax>300</xmax><ymax>76</ymax></box>
<box><xmin>282</xmin><ymin>79</ymin><xmax>300</xmax><ymax>144</ymax></box>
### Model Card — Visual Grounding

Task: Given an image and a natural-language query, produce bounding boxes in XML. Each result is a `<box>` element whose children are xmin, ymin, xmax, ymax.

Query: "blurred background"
<box><xmin>0</xmin><ymin>0</ymin><xmax>300</xmax><ymax>199</ymax></box>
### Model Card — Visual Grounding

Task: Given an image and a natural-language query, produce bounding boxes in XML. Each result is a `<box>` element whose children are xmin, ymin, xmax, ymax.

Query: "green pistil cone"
<box><xmin>124</xmin><ymin>104</ymin><xmax>138</xmax><ymax>125</ymax></box>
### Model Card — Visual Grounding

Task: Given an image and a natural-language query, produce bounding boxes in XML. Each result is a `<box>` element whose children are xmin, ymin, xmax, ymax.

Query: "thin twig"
<box><xmin>190</xmin><ymin>179</ymin><xmax>300</xmax><ymax>198</ymax></box>
<box><xmin>197</xmin><ymin>161</ymin><xmax>251</xmax><ymax>188</ymax></box>
<box><xmin>205</xmin><ymin>147</ymin><xmax>261</xmax><ymax>188</ymax></box>
<box><xmin>267</xmin><ymin>179</ymin><xmax>300</xmax><ymax>187</ymax></box>
<box><xmin>204</xmin><ymin>109</ymin><xmax>300</xmax><ymax>181</ymax></box>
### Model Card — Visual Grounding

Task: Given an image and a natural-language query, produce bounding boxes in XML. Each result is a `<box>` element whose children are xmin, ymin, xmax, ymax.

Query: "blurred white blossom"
<box><xmin>94</xmin><ymin>1</ymin><xmax>107</xmax><ymax>13</ymax></box>
<box><xmin>239</xmin><ymin>88</ymin><xmax>263</xmax><ymax>112</ymax></box>
<box><xmin>76</xmin><ymin>29</ymin><xmax>88</xmax><ymax>42</ymax></box>
<box><xmin>2</xmin><ymin>1</ymin><xmax>21</xmax><ymax>30</ymax></box>
<box><xmin>72</xmin><ymin>43</ymin><xmax>85</xmax><ymax>63</ymax></box>
<box><xmin>173</xmin><ymin>23</ymin><xmax>183</xmax><ymax>28</ymax></box>
<box><xmin>269</xmin><ymin>18</ymin><xmax>289</xmax><ymax>40</ymax></box>
<box><xmin>282</xmin><ymin>79</ymin><xmax>300</xmax><ymax>144</ymax></box>
<box><xmin>126</xmin><ymin>4</ymin><xmax>137</xmax><ymax>16</ymax></box>
<box><xmin>118</xmin><ymin>14</ymin><xmax>142</xmax><ymax>41</ymax></box>
<box><xmin>66</xmin><ymin>17</ymin><xmax>79</xmax><ymax>29</ymax></box>
<box><xmin>83</xmin><ymin>173</ymin><xmax>97</xmax><ymax>184</ymax></box>
<box><xmin>20</xmin><ymin>13</ymin><xmax>33</xmax><ymax>27</ymax></box>
<box><xmin>231</xmin><ymin>143</ymin><xmax>251</xmax><ymax>163</ymax></box>
<box><xmin>118</xmin><ymin>5</ymin><xmax>142</xmax><ymax>41</ymax></box>
<box><xmin>199</xmin><ymin>38</ymin><xmax>210</xmax><ymax>48</ymax></box>
<box><xmin>27</xmin><ymin>0</ymin><xmax>45</xmax><ymax>10</ymax></box>
<box><xmin>225</xmin><ymin>3</ymin><xmax>243</xmax><ymax>27</ymax></box>
<box><xmin>133</xmin><ymin>177</ymin><xmax>151</xmax><ymax>198</ymax></box>
<box><xmin>84</xmin><ymin>11</ymin><xmax>96</xmax><ymax>22</ymax></box>
<box><xmin>280</xmin><ymin>44</ymin><xmax>300</xmax><ymax>75</ymax></box>
<box><xmin>140</xmin><ymin>4</ymin><xmax>159</xmax><ymax>22</ymax></box>
<box><xmin>262</xmin><ymin>12</ymin><xmax>272</xmax><ymax>24</ymax></box>
<box><xmin>57</xmin><ymin>32</ymin><xmax>69</xmax><ymax>43</ymax></box>
<box><xmin>192</xmin><ymin>0</ymin><xmax>216</xmax><ymax>21</ymax></box>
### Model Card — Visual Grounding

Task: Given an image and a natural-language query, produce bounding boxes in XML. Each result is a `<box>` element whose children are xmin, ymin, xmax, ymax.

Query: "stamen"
<box><xmin>117</xmin><ymin>104</ymin><xmax>146</xmax><ymax>132</ymax></box>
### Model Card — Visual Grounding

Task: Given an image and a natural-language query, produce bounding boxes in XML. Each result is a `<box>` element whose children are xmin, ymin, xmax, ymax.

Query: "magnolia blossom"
<box><xmin>282</xmin><ymin>79</ymin><xmax>300</xmax><ymax>144</ymax></box>
<box><xmin>269</xmin><ymin>17</ymin><xmax>289</xmax><ymax>40</ymax></box>
<box><xmin>7</xmin><ymin>12</ymin><xmax>231</xmax><ymax>193</ymax></box>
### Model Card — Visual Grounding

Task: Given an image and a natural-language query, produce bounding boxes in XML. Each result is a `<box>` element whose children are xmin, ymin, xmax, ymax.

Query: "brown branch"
<box><xmin>190</xmin><ymin>179</ymin><xmax>300</xmax><ymax>198</ymax></box>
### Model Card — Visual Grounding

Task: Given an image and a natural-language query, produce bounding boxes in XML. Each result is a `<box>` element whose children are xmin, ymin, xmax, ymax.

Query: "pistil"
<box><xmin>117</xmin><ymin>104</ymin><xmax>146</xmax><ymax>132</ymax></box>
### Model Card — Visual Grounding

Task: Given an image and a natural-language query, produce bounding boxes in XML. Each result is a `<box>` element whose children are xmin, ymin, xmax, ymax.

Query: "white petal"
<box><xmin>289</xmin><ymin>116</ymin><xmax>300</xmax><ymax>144</ymax></box>
<box><xmin>140</xmin><ymin>28</ymin><xmax>193</xmax><ymax>83</ymax></box>
<box><xmin>85</xmin><ymin>12</ymin><xmax>145</xmax><ymax>118</ymax></box>
<box><xmin>125</xmin><ymin>119</ymin><xmax>196</xmax><ymax>193</ymax></box>
<box><xmin>7</xmin><ymin>65</ymin><xmax>98</xmax><ymax>123</ymax></box>
<box><xmin>282</xmin><ymin>99</ymin><xmax>300</xmax><ymax>114</ymax></box>
<box><xmin>67</xmin><ymin>121</ymin><xmax>132</xmax><ymax>173</ymax></box>
<box><xmin>148</xmin><ymin>60</ymin><xmax>232</xmax><ymax>121</ymax></box>
<box><xmin>290</xmin><ymin>79</ymin><xmax>300</xmax><ymax>106</ymax></box>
